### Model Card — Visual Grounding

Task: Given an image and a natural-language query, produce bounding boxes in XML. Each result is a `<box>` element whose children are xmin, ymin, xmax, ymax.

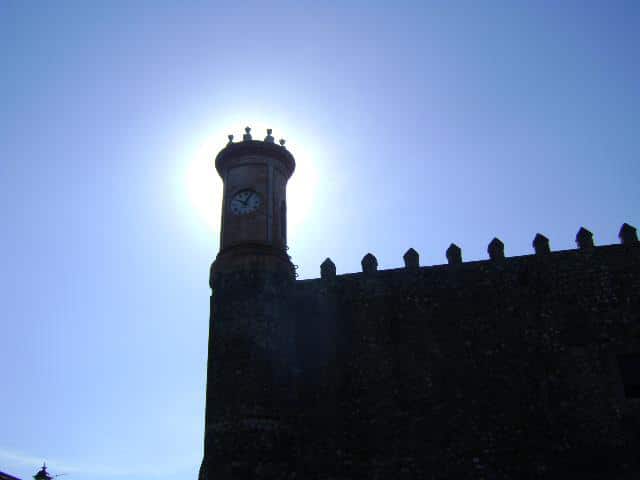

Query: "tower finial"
<box><xmin>279</xmin><ymin>138</ymin><xmax>286</xmax><ymax>149</ymax></box>
<box><xmin>227</xmin><ymin>134</ymin><xmax>234</xmax><ymax>145</ymax></box>
<box><xmin>264</xmin><ymin>128</ymin><xmax>275</xmax><ymax>143</ymax></box>
<box><xmin>243</xmin><ymin>127</ymin><xmax>252</xmax><ymax>141</ymax></box>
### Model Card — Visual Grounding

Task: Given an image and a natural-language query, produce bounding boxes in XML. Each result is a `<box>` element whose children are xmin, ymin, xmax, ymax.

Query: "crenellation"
<box><xmin>320</xmin><ymin>257</ymin><xmax>336</xmax><ymax>279</ymax></box>
<box><xmin>446</xmin><ymin>243</ymin><xmax>462</xmax><ymax>265</ymax></box>
<box><xmin>488</xmin><ymin>237</ymin><xmax>505</xmax><ymax>260</ymax></box>
<box><xmin>577</xmin><ymin>227</ymin><xmax>595</xmax><ymax>249</ymax></box>
<box><xmin>314</xmin><ymin>226</ymin><xmax>639</xmax><ymax>278</ymax></box>
<box><xmin>361</xmin><ymin>253</ymin><xmax>378</xmax><ymax>273</ymax></box>
<box><xmin>619</xmin><ymin>222</ymin><xmax>638</xmax><ymax>245</ymax></box>
<box><xmin>533</xmin><ymin>233</ymin><xmax>550</xmax><ymax>255</ymax></box>
<box><xmin>303</xmin><ymin>243</ymin><xmax>640</xmax><ymax>292</ymax></box>
<box><xmin>403</xmin><ymin>248</ymin><xmax>419</xmax><ymax>270</ymax></box>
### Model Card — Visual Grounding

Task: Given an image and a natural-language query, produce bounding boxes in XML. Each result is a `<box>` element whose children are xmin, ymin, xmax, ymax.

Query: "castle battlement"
<box><xmin>307</xmin><ymin>223</ymin><xmax>639</xmax><ymax>282</ymax></box>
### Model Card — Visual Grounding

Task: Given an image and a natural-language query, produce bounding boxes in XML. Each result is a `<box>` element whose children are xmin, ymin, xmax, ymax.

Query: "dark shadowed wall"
<box><xmin>203</xmin><ymin>241</ymin><xmax>640</xmax><ymax>479</ymax></box>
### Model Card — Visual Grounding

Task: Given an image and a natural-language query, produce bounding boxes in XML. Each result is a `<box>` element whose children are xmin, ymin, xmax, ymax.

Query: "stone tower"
<box><xmin>212</xmin><ymin>126</ymin><xmax>295</xmax><ymax>277</ymax></box>
<box><xmin>199</xmin><ymin>127</ymin><xmax>298</xmax><ymax>480</ymax></box>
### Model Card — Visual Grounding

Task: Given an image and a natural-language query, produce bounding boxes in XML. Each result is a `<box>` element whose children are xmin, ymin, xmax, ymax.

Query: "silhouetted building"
<box><xmin>0</xmin><ymin>471</ymin><xmax>21</xmax><ymax>480</ymax></box>
<box><xmin>32</xmin><ymin>465</ymin><xmax>51</xmax><ymax>480</ymax></box>
<box><xmin>0</xmin><ymin>464</ymin><xmax>51</xmax><ymax>480</ymax></box>
<box><xmin>199</xmin><ymin>129</ymin><xmax>640</xmax><ymax>479</ymax></box>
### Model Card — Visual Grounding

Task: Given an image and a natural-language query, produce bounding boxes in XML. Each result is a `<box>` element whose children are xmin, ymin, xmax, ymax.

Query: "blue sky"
<box><xmin>1</xmin><ymin>1</ymin><xmax>638</xmax><ymax>479</ymax></box>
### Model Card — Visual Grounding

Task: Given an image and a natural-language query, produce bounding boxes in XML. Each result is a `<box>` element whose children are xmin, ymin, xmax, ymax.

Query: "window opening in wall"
<box><xmin>617</xmin><ymin>353</ymin><xmax>640</xmax><ymax>399</ymax></box>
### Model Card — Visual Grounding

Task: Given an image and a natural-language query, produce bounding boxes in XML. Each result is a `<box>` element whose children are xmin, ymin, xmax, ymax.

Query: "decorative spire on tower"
<box><xmin>223</xmin><ymin>127</ymin><xmax>294</xmax><ymax>146</ymax></box>
<box><xmin>264</xmin><ymin>128</ymin><xmax>275</xmax><ymax>143</ymax></box>
<box><xmin>243</xmin><ymin>126</ymin><xmax>252</xmax><ymax>141</ymax></box>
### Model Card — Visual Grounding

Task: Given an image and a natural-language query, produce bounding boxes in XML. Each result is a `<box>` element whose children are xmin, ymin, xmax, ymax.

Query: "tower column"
<box><xmin>200</xmin><ymin>128</ymin><xmax>298</xmax><ymax>480</ymax></box>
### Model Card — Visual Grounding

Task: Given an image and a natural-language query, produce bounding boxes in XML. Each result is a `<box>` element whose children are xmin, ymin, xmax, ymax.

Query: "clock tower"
<box><xmin>212</xmin><ymin>126</ymin><xmax>295</xmax><ymax>278</ymax></box>
<box><xmin>200</xmin><ymin>127</ymin><xmax>299</xmax><ymax>480</ymax></box>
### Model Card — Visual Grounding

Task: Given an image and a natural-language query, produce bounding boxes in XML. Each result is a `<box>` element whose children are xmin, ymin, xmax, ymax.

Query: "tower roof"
<box><xmin>214</xmin><ymin>128</ymin><xmax>295</xmax><ymax>178</ymax></box>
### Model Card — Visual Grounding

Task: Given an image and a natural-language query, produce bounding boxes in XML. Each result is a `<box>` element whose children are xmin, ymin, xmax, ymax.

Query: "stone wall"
<box><xmin>291</xmin><ymin>235</ymin><xmax>640</xmax><ymax>478</ymax></box>
<box><xmin>202</xmin><ymin>225</ymin><xmax>640</xmax><ymax>479</ymax></box>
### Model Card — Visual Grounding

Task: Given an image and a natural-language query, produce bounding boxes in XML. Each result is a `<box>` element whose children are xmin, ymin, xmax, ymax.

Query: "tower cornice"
<box><xmin>215</xmin><ymin>140</ymin><xmax>296</xmax><ymax>179</ymax></box>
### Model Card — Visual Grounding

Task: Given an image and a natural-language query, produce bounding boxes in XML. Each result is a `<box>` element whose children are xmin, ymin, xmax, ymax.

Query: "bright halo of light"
<box><xmin>184</xmin><ymin>137</ymin><xmax>223</xmax><ymax>233</ymax></box>
<box><xmin>285</xmin><ymin>140</ymin><xmax>319</xmax><ymax>237</ymax></box>
<box><xmin>183</xmin><ymin>118</ymin><xmax>322</xmax><ymax>240</ymax></box>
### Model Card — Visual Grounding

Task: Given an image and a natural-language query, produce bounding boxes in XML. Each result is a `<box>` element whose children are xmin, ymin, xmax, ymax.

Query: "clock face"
<box><xmin>230</xmin><ymin>189</ymin><xmax>261</xmax><ymax>215</ymax></box>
